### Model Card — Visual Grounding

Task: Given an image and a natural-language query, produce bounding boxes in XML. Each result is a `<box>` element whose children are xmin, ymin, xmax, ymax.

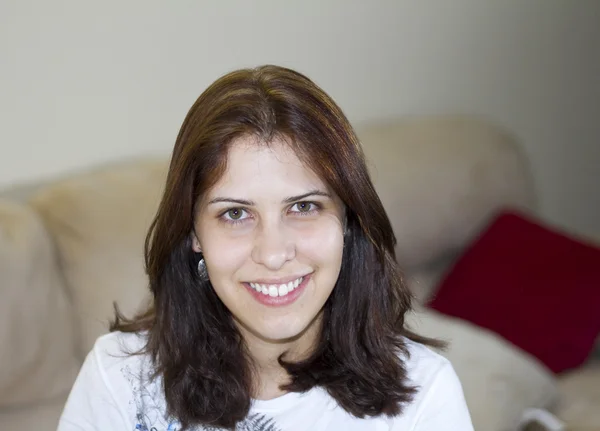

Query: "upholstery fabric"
<box><xmin>554</xmin><ymin>362</ymin><xmax>600</xmax><ymax>428</ymax></box>
<box><xmin>0</xmin><ymin>394</ymin><xmax>66</xmax><ymax>431</ymax></box>
<box><xmin>429</xmin><ymin>211</ymin><xmax>600</xmax><ymax>373</ymax></box>
<box><xmin>358</xmin><ymin>116</ymin><xmax>536</xmax><ymax>269</ymax></box>
<box><xmin>29</xmin><ymin>159</ymin><xmax>167</xmax><ymax>357</ymax></box>
<box><xmin>407</xmin><ymin>307</ymin><xmax>558</xmax><ymax>431</ymax></box>
<box><xmin>0</xmin><ymin>200</ymin><xmax>79</xmax><ymax>406</ymax></box>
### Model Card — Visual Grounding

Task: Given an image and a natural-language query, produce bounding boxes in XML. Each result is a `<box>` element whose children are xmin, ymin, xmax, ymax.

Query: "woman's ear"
<box><xmin>191</xmin><ymin>231</ymin><xmax>202</xmax><ymax>253</ymax></box>
<box><xmin>342</xmin><ymin>212</ymin><xmax>349</xmax><ymax>236</ymax></box>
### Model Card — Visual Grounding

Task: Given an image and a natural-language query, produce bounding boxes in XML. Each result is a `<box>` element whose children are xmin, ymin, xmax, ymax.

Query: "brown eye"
<box><xmin>291</xmin><ymin>202</ymin><xmax>317</xmax><ymax>214</ymax></box>
<box><xmin>297</xmin><ymin>202</ymin><xmax>311</xmax><ymax>212</ymax></box>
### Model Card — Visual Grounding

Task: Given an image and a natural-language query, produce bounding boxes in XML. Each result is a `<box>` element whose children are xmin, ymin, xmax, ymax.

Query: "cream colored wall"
<box><xmin>1</xmin><ymin>1</ymin><xmax>599</xmax><ymax>241</ymax></box>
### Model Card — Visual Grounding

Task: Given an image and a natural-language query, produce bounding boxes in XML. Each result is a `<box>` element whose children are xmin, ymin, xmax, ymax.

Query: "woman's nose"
<box><xmin>251</xmin><ymin>223</ymin><xmax>296</xmax><ymax>270</ymax></box>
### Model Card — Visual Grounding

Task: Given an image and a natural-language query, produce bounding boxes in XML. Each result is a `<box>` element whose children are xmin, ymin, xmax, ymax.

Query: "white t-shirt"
<box><xmin>57</xmin><ymin>331</ymin><xmax>473</xmax><ymax>431</ymax></box>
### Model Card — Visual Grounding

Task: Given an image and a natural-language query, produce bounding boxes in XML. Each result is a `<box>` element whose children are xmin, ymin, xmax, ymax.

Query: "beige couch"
<box><xmin>1</xmin><ymin>116</ymin><xmax>598</xmax><ymax>431</ymax></box>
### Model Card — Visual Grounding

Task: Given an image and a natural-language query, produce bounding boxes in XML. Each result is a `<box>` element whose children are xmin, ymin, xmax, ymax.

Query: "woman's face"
<box><xmin>193</xmin><ymin>136</ymin><xmax>345</xmax><ymax>346</ymax></box>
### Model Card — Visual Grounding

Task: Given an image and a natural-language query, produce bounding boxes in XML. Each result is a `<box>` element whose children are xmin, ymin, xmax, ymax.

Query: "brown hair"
<box><xmin>112</xmin><ymin>65</ymin><xmax>439</xmax><ymax>430</ymax></box>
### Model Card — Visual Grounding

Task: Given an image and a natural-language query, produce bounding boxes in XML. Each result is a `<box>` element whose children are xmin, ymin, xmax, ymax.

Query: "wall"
<box><xmin>1</xmin><ymin>1</ymin><xmax>599</xmax><ymax>241</ymax></box>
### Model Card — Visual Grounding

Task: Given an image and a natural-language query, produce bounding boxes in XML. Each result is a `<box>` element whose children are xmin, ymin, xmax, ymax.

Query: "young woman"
<box><xmin>58</xmin><ymin>65</ymin><xmax>473</xmax><ymax>431</ymax></box>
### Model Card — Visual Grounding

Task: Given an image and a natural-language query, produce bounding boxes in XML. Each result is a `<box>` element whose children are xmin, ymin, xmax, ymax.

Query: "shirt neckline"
<box><xmin>251</xmin><ymin>388</ymin><xmax>316</xmax><ymax>412</ymax></box>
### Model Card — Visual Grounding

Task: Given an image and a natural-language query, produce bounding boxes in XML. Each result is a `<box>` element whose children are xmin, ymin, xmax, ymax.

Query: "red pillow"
<box><xmin>428</xmin><ymin>210</ymin><xmax>600</xmax><ymax>373</ymax></box>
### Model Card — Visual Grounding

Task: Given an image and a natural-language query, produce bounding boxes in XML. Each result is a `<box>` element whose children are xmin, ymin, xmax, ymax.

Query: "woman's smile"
<box><xmin>244</xmin><ymin>272</ymin><xmax>312</xmax><ymax>307</ymax></box>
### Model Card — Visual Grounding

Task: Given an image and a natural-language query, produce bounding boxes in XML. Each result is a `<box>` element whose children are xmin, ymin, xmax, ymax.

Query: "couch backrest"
<box><xmin>28</xmin><ymin>159</ymin><xmax>168</xmax><ymax>357</ymax></box>
<box><xmin>0</xmin><ymin>200</ymin><xmax>80</xmax><ymax>406</ymax></box>
<box><xmin>359</xmin><ymin>116</ymin><xmax>537</xmax><ymax>269</ymax></box>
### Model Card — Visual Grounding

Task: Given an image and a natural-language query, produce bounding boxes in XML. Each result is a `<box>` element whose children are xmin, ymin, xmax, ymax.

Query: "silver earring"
<box><xmin>197</xmin><ymin>258</ymin><xmax>209</xmax><ymax>280</ymax></box>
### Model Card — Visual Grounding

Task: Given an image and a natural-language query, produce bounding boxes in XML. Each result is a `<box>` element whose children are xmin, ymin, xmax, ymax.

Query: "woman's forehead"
<box><xmin>210</xmin><ymin>136</ymin><xmax>329</xmax><ymax>195</ymax></box>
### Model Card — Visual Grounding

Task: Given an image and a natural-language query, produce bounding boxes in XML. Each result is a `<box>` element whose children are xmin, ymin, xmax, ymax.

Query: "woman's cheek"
<box><xmin>297</xmin><ymin>218</ymin><xmax>344</xmax><ymax>261</ymax></box>
<box><xmin>204</xmin><ymin>236</ymin><xmax>252</xmax><ymax>273</ymax></box>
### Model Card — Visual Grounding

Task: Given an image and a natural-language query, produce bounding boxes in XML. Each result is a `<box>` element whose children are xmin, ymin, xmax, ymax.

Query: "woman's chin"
<box><xmin>238</xmin><ymin>315</ymin><xmax>321</xmax><ymax>347</ymax></box>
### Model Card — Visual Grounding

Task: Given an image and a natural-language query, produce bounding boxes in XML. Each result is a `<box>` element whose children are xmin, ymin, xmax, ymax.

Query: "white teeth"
<box><xmin>248</xmin><ymin>276</ymin><xmax>305</xmax><ymax>297</ymax></box>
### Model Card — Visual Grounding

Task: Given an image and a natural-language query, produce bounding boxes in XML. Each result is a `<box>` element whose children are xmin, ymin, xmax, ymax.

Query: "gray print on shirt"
<box><xmin>122</xmin><ymin>365</ymin><xmax>282</xmax><ymax>431</ymax></box>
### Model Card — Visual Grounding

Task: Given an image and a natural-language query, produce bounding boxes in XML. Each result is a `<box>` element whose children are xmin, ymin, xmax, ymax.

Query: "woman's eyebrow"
<box><xmin>207</xmin><ymin>197</ymin><xmax>254</xmax><ymax>206</ymax></box>
<box><xmin>282</xmin><ymin>190</ymin><xmax>331</xmax><ymax>204</ymax></box>
<box><xmin>207</xmin><ymin>189</ymin><xmax>331</xmax><ymax>206</ymax></box>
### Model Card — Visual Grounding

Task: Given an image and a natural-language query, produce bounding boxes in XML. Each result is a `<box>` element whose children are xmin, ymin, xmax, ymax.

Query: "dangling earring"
<box><xmin>197</xmin><ymin>256</ymin><xmax>209</xmax><ymax>281</ymax></box>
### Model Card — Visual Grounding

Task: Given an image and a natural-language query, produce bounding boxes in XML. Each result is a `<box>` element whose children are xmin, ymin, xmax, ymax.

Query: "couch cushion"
<box><xmin>429</xmin><ymin>211</ymin><xmax>600</xmax><ymax>373</ymax></box>
<box><xmin>0</xmin><ymin>393</ymin><xmax>67</xmax><ymax>431</ymax></box>
<box><xmin>29</xmin><ymin>159</ymin><xmax>168</xmax><ymax>357</ymax></box>
<box><xmin>0</xmin><ymin>200</ymin><xmax>79</xmax><ymax>406</ymax></box>
<box><xmin>555</xmin><ymin>362</ymin><xmax>600</xmax><ymax>428</ymax></box>
<box><xmin>358</xmin><ymin>116</ymin><xmax>536</xmax><ymax>269</ymax></box>
<box><xmin>407</xmin><ymin>307</ymin><xmax>558</xmax><ymax>431</ymax></box>
<box><xmin>404</xmin><ymin>255</ymin><xmax>456</xmax><ymax>304</ymax></box>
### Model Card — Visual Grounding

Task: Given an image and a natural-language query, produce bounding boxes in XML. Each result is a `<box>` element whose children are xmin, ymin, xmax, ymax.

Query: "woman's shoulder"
<box><xmin>89</xmin><ymin>331</ymin><xmax>155</xmax><ymax>395</ymax></box>
<box><xmin>397</xmin><ymin>338</ymin><xmax>473</xmax><ymax>430</ymax></box>
<box><xmin>58</xmin><ymin>331</ymin><xmax>163</xmax><ymax>430</ymax></box>
<box><xmin>93</xmin><ymin>330</ymin><xmax>148</xmax><ymax>353</ymax></box>
<box><xmin>403</xmin><ymin>337</ymin><xmax>450</xmax><ymax>370</ymax></box>
<box><xmin>92</xmin><ymin>332</ymin><xmax>171</xmax><ymax>425</ymax></box>
<box><xmin>401</xmin><ymin>337</ymin><xmax>457</xmax><ymax>393</ymax></box>
<box><xmin>91</xmin><ymin>330</ymin><xmax>149</xmax><ymax>367</ymax></box>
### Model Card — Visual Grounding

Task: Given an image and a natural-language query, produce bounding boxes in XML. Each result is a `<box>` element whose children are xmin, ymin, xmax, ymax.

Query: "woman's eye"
<box><xmin>224</xmin><ymin>208</ymin><xmax>247</xmax><ymax>221</ymax></box>
<box><xmin>290</xmin><ymin>202</ymin><xmax>317</xmax><ymax>213</ymax></box>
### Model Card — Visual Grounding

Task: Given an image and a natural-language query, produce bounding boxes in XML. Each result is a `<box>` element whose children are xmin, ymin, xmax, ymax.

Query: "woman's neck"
<box><xmin>236</xmin><ymin>315</ymin><xmax>323</xmax><ymax>400</ymax></box>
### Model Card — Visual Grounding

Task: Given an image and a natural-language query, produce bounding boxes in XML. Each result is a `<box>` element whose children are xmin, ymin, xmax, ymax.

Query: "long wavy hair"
<box><xmin>112</xmin><ymin>65</ymin><xmax>439</xmax><ymax>430</ymax></box>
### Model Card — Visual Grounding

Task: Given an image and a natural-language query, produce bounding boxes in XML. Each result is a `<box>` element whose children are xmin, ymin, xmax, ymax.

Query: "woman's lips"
<box><xmin>243</xmin><ymin>273</ymin><xmax>311</xmax><ymax>307</ymax></box>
